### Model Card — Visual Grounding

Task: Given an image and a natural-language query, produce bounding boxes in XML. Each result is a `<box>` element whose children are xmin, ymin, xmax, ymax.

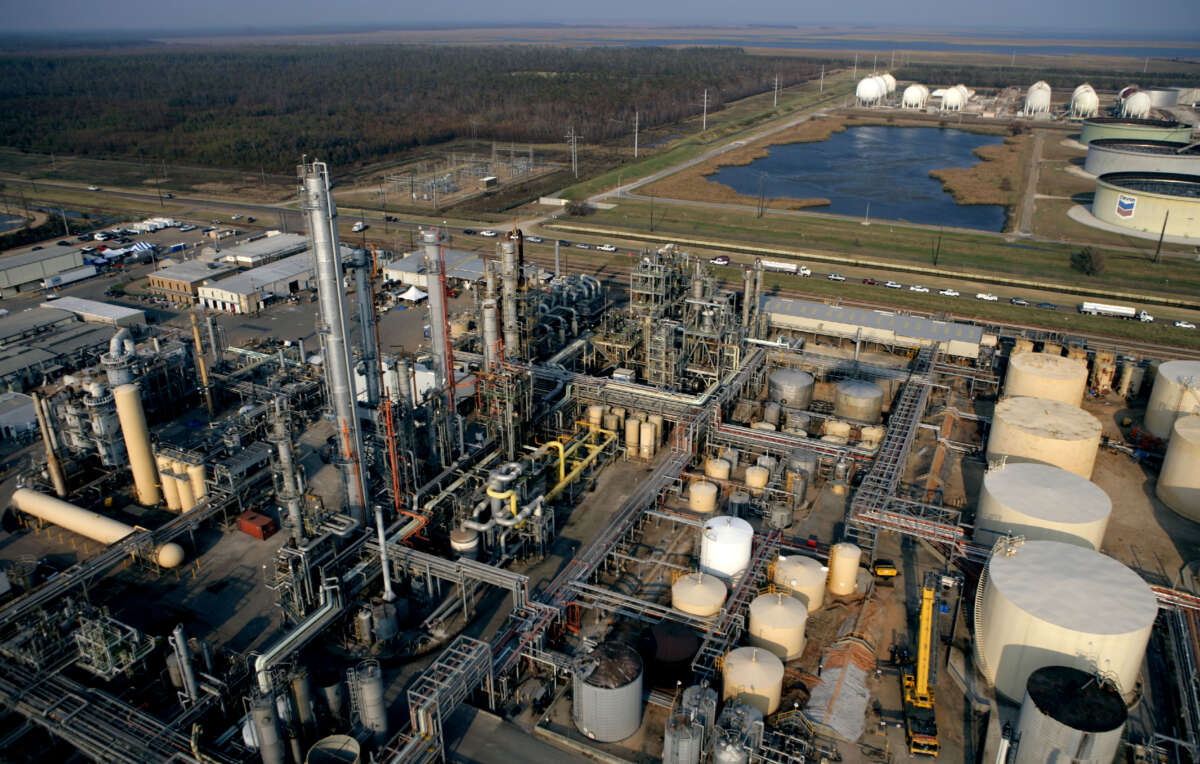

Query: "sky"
<box><xmin>0</xmin><ymin>0</ymin><xmax>1197</xmax><ymax>36</ymax></box>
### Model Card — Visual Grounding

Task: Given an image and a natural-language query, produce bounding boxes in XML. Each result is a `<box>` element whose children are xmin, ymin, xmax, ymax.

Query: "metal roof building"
<box><xmin>0</xmin><ymin>309</ymin><xmax>113</xmax><ymax>390</ymax></box>
<box><xmin>383</xmin><ymin>248</ymin><xmax>488</xmax><ymax>287</ymax></box>
<box><xmin>761</xmin><ymin>296</ymin><xmax>984</xmax><ymax>359</ymax></box>
<box><xmin>147</xmin><ymin>260</ymin><xmax>238</xmax><ymax>305</ymax></box>
<box><xmin>41</xmin><ymin>296</ymin><xmax>146</xmax><ymax>328</ymax></box>
<box><xmin>217</xmin><ymin>233</ymin><xmax>308</xmax><ymax>267</ymax></box>
<box><xmin>0</xmin><ymin>244</ymin><xmax>85</xmax><ymax>297</ymax></box>
<box><xmin>197</xmin><ymin>246</ymin><xmax>355</xmax><ymax>314</ymax></box>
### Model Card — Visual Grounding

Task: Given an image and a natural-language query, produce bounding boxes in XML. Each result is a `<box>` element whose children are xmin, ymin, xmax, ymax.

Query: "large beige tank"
<box><xmin>1145</xmin><ymin>360</ymin><xmax>1200</xmax><ymax>439</ymax></box>
<box><xmin>745</xmin><ymin>466</ymin><xmax>769</xmax><ymax>496</ymax></box>
<box><xmin>186</xmin><ymin>463</ymin><xmax>208</xmax><ymax>502</ymax></box>
<box><xmin>768</xmin><ymin>368</ymin><xmax>815</xmax><ymax>409</ymax></box>
<box><xmin>834</xmin><ymin>380</ymin><xmax>884</xmax><ymax>423</ymax></box>
<box><xmin>748</xmin><ymin>593</ymin><xmax>807</xmax><ymax>661</ymax></box>
<box><xmin>705</xmin><ymin>458</ymin><xmax>731</xmax><ymax>481</ymax></box>
<box><xmin>1157</xmin><ymin>414</ymin><xmax>1200</xmax><ymax>521</ymax></box>
<box><xmin>976</xmin><ymin>462</ymin><xmax>1111</xmax><ymax>550</ymax></box>
<box><xmin>827</xmin><ymin>542</ymin><xmax>861</xmax><ymax>596</ymax></box>
<box><xmin>174</xmin><ymin>461</ymin><xmax>196</xmax><ymax>513</ymax></box>
<box><xmin>639</xmin><ymin>422</ymin><xmax>657</xmax><ymax>459</ymax></box>
<box><xmin>823</xmin><ymin>420</ymin><xmax>852</xmax><ymax>439</ymax></box>
<box><xmin>722</xmin><ymin>646</ymin><xmax>784</xmax><ymax>715</ymax></box>
<box><xmin>624</xmin><ymin>418</ymin><xmax>640</xmax><ymax>452</ymax></box>
<box><xmin>648</xmin><ymin>414</ymin><xmax>665</xmax><ymax>444</ymax></box>
<box><xmin>1004</xmin><ymin>352</ymin><xmax>1088</xmax><ymax>406</ymax></box>
<box><xmin>587</xmin><ymin>405</ymin><xmax>605</xmax><ymax>427</ymax></box>
<box><xmin>689</xmin><ymin>481</ymin><xmax>719</xmax><ymax>514</ymax></box>
<box><xmin>157</xmin><ymin>454</ymin><xmax>181</xmax><ymax>511</ymax></box>
<box><xmin>774</xmin><ymin>555</ymin><xmax>825</xmax><ymax>613</ymax></box>
<box><xmin>114</xmin><ymin>384</ymin><xmax>161</xmax><ymax>506</ymax></box>
<box><xmin>671</xmin><ymin>572</ymin><xmax>727</xmax><ymax>617</ymax></box>
<box><xmin>12</xmin><ymin>488</ymin><xmax>185</xmax><ymax>567</ymax></box>
<box><xmin>986</xmin><ymin>397</ymin><xmax>1102</xmax><ymax>478</ymax></box>
<box><xmin>975</xmin><ymin>538</ymin><xmax>1157</xmax><ymax>703</ymax></box>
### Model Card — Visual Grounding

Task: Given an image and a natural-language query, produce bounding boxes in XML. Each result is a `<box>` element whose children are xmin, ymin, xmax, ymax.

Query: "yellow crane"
<box><xmin>901</xmin><ymin>571</ymin><xmax>939</xmax><ymax>756</ymax></box>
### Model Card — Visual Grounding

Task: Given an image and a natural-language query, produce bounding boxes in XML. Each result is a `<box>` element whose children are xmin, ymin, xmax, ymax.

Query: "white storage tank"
<box><xmin>902</xmin><ymin>83</ymin><xmax>930</xmax><ymax>109</ymax></box>
<box><xmin>1014</xmin><ymin>665</ymin><xmax>1127</xmax><ymax>764</ymax></box>
<box><xmin>1156</xmin><ymin>414</ymin><xmax>1200</xmax><ymax>521</ymax></box>
<box><xmin>700</xmin><ymin>516</ymin><xmax>754</xmax><ymax>582</ymax></box>
<box><xmin>587</xmin><ymin>404</ymin><xmax>605</xmax><ymax>427</ymax></box>
<box><xmin>827</xmin><ymin>542</ymin><xmax>861</xmax><ymax>596</ymax></box>
<box><xmin>624</xmin><ymin>417</ymin><xmax>640</xmax><ymax>452</ymax></box>
<box><xmin>640</xmin><ymin>422</ymin><xmax>657</xmax><ymax>459</ymax></box>
<box><xmin>986</xmin><ymin>397</ymin><xmax>1102</xmax><ymax>478</ymax></box>
<box><xmin>834</xmin><ymin>380</ymin><xmax>884</xmax><ymax>423</ymax></box>
<box><xmin>744</xmin><ymin>465</ymin><xmax>769</xmax><ymax>496</ymax></box>
<box><xmin>1122</xmin><ymin>91</ymin><xmax>1152</xmax><ymax>118</ymax></box>
<box><xmin>449</xmin><ymin>528</ymin><xmax>480</xmax><ymax>560</ymax></box>
<box><xmin>767</xmin><ymin>368</ymin><xmax>814</xmax><ymax>409</ymax></box>
<box><xmin>573</xmin><ymin>642</ymin><xmax>644</xmax><ymax>742</ymax></box>
<box><xmin>748</xmin><ymin>593</ymin><xmax>807</xmax><ymax>661</ymax></box>
<box><xmin>975</xmin><ymin>538</ymin><xmax>1157</xmax><ymax>703</ymax></box>
<box><xmin>689</xmin><ymin>481</ymin><xmax>720</xmax><ymax>514</ymax></box>
<box><xmin>672</xmin><ymin>572</ymin><xmax>727</xmax><ymax>617</ymax></box>
<box><xmin>722</xmin><ymin>647</ymin><xmax>784</xmax><ymax>715</ymax></box>
<box><xmin>774</xmin><ymin>555</ymin><xmax>825</xmax><ymax>613</ymax></box>
<box><xmin>1144</xmin><ymin>360</ymin><xmax>1200</xmax><ymax>439</ymax></box>
<box><xmin>1004</xmin><ymin>352</ymin><xmax>1088</xmax><ymax>406</ymax></box>
<box><xmin>1025</xmin><ymin>81</ymin><xmax>1052</xmax><ymax>114</ymax></box>
<box><xmin>976</xmin><ymin>462</ymin><xmax>1111</xmax><ymax>550</ymax></box>
<box><xmin>649</xmin><ymin>414</ymin><xmax>665</xmax><ymax>445</ymax></box>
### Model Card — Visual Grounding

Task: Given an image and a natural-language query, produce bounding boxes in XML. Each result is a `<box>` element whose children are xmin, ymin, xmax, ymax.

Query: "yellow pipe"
<box><xmin>546</xmin><ymin>428</ymin><xmax>617</xmax><ymax>501</ymax></box>
<box><xmin>486</xmin><ymin>487</ymin><xmax>519</xmax><ymax>517</ymax></box>
<box><xmin>546</xmin><ymin>441</ymin><xmax>565</xmax><ymax>484</ymax></box>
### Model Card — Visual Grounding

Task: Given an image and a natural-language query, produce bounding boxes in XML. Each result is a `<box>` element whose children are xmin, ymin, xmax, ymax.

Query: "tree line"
<box><xmin>0</xmin><ymin>45</ymin><xmax>822</xmax><ymax>172</ymax></box>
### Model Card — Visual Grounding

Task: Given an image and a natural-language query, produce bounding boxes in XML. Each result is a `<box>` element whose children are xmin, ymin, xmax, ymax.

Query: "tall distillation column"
<box><xmin>270</xmin><ymin>401</ymin><xmax>305</xmax><ymax>539</ymax></box>
<box><xmin>352</xmin><ymin>247</ymin><xmax>381</xmax><ymax>406</ymax></box>
<box><xmin>421</xmin><ymin>229</ymin><xmax>457</xmax><ymax>467</ymax></box>
<box><xmin>500</xmin><ymin>240</ymin><xmax>520</xmax><ymax>360</ymax></box>
<box><xmin>299</xmin><ymin>161</ymin><xmax>369</xmax><ymax>524</ymax></box>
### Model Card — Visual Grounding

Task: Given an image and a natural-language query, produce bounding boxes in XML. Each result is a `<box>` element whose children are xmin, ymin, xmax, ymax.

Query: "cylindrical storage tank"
<box><xmin>186</xmin><ymin>463</ymin><xmax>207</xmax><ymax>502</ymax></box>
<box><xmin>700</xmin><ymin>516</ymin><xmax>754</xmax><ymax>582</ymax></box>
<box><xmin>762</xmin><ymin>402</ymin><xmax>781</xmax><ymax>426</ymax></box>
<box><xmin>834</xmin><ymin>380</ymin><xmax>884</xmax><ymax>423</ymax></box>
<box><xmin>672</xmin><ymin>572</ymin><xmax>727</xmax><ymax>617</ymax></box>
<box><xmin>158</xmin><ymin>454</ymin><xmax>181</xmax><ymax>511</ymax></box>
<box><xmin>11</xmin><ymin>488</ymin><xmax>185</xmax><ymax>567</ymax></box>
<box><xmin>355</xmin><ymin>661</ymin><xmax>388</xmax><ymax>744</ymax></box>
<box><xmin>748</xmin><ymin>593</ymin><xmax>807</xmax><ymax>661</ymax></box>
<box><xmin>1157</xmin><ymin>414</ymin><xmax>1200</xmax><ymax>521</ymax></box>
<box><xmin>756</xmin><ymin>454</ymin><xmax>777</xmax><ymax>473</ymax></box>
<box><xmin>587</xmin><ymin>404</ymin><xmax>605</xmax><ymax>427</ymax></box>
<box><xmin>976</xmin><ymin>462</ymin><xmax>1112</xmax><ymax>550</ymax></box>
<box><xmin>767</xmin><ymin>369</ymin><xmax>814</xmax><ymax>409</ymax></box>
<box><xmin>638</xmin><ymin>622</ymin><xmax>701</xmax><ymax>690</ymax></box>
<box><xmin>305</xmin><ymin>735</ymin><xmax>361</xmax><ymax>764</ymax></box>
<box><xmin>827</xmin><ymin>542</ymin><xmax>861</xmax><ymax>596</ymax></box>
<box><xmin>602</xmin><ymin>413</ymin><xmax>620</xmax><ymax>431</ymax></box>
<box><xmin>722</xmin><ymin>647</ymin><xmax>784</xmax><ymax>715</ymax></box>
<box><xmin>1014</xmin><ymin>665</ymin><xmax>1127</xmax><ymax>764</ymax></box>
<box><xmin>719</xmin><ymin>448</ymin><xmax>739</xmax><ymax>470</ymax></box>
<box><xmin>976</xmin><ymin>539</ymin><xmax>1157</xmax><ymax>703</ymax></box>
<box><xmin>663</xmin><ymin>713</ymin><xmax>702</xmax><ymax>764</ymax></box>
<box><xmin>573</xmin><ymin>642</ymin><xmax>644</xmax><ymax>742</ymax></box>
<box><xmin>1004</xmin><ymin>353</ymin><xmax>1088</xmax><ymax>406</ymax></box>
<box><xmin>823</xmin><ymin>420</ymin><xmax>852</xmax><ymax>439</ymax></box>
<box><xmin>624</xmin><ymin>417</ymin><xmax>640</xmax><ymax>452</ymax></box>
<box><xmin>610</xmin><ymin>406</ymin><xmax>626</xmax><ymax>421</ymax></box>
<box><xmin>774</xmin><ymin>555</ymin><xmax>825</xmax><ymax>613</ymax></box>
<box><xmin>450</xmin><ymin>528</ymin><xmax>480</xmax><ymax>560</ymax></box>
<box><xmin>744</xmin><ymin>465</ymin><xmax>769</xmax><ymax>496</ymax></box>
<box><xmin>251</xmin><ymin>695</ymin><xmax>286</xmax><ymax>764</ymax></box>
<box><xmin>750</xmin><ymin>422</ymin><xmax>776</xmax><ymax>432</ymax></box>
<box><xmin>639</xmin><ymin>422</ymin><xmax>657</xmax><ymax>459</ymax></box>
<box><xmin>706</xmin><ymin>458</ymin><xmax>732</xmax><ymax>480</ymax></box>
<box><xmin>113</xmin><ymin>384</ymin><xmax>161</xmax><ymax>506</ymax></box>
<box><xmin>649</xmin><ymin>414</ymin><xmax>665</xmax><ymax>445</ymax></box>
<box><xmin>689</xmin><ymin>481</ymin><xmax>719</xmax><ymax>514</ymax></box>
<box><xmin>1144</xmin><ymin>360</ymin><xmax>1200</xmax><ymax>439</ymax></box>
<box><xmin>727</xmin><ymin>490</ymin><xmax>751</xmax><ymax>518</ymax></box>
<box><xmin>986</xmin><ymin>397</ymin><xmax>1102</xmax><ymax>478</ymax></box>
<box><xmin>174</xmin><ymin>463</ymin><xmax>196</xmax><ymax>512</ymax></box>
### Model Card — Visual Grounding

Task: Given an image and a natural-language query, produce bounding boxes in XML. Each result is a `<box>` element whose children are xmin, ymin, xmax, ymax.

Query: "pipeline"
<box><xmin>253</xmin><ymin>582</ymin><xmax>342</xmax><ymax>695</ymax></box>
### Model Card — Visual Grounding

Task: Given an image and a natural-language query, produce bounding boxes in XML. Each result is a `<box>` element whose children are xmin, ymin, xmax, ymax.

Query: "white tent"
<box><xmin>399</xmin><ymin>285</ymin><xmax>428</xmax><ymax>302</ymax></box>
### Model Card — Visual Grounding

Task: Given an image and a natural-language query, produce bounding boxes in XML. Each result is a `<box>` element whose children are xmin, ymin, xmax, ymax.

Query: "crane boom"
<box><xmin>902</xmin><ymin>571</ymin><xmax>940</xmax><ymax>756</ymax></box>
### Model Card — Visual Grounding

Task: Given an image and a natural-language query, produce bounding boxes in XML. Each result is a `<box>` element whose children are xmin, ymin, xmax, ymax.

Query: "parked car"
<box><xmin>710</xmin><ymin>255</ymin><xmax>731</xmax><ymax>265</ymax></box>
<box><xmin>480</xmin><ymin>230</ymin><xmax>498</xmax><ymax>237</ymax></box>
<box><xmin>938</xmin><ymin>288</ymin><xmax>960</xmax><ymax>297</ymax></box>
<box><xmin>975</xmin><ymin>292</ymin><xmax>999</xmax><ymax>301</ymax></box>
<box><xmin>1010</xmin><ymin>297</ymin><xmax>1029</xmax><ymax>306</ymax></box>
<box><xmin>909</xmin><ymin>285</ymin><xmax>930</xmax><ymax>293</ymax></box>
<box><xmin>884</xmin><ymin>280</ymin><xmax>903</xmax><ymax>289</ymax></box>
<box><xmin>827</xmin><ymin>273</ymin><xmax>846</xmax><ymax>282</ymax></box>
<box><xmin>862</xmin><ymin>277</ymin><xmax>878</xmax><ymax>286</ymax></box>
<box><xmin>1175</xmin><ymin>321</ymin><xmax>1197</xmax><ymax>329</ymax></box>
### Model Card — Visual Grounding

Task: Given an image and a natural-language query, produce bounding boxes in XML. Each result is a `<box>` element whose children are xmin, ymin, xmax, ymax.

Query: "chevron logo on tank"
<box><xmin>1116</xmin><ymin>194</ymin><xmax>1137</xmax><ymax>218</ymax></box>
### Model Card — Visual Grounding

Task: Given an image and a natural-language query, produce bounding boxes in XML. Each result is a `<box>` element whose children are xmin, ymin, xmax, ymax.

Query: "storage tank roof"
<box><xmin>1010</xmin><ymin>352</ymin><xmax>1086</xmax><ymax>381</ymax></box>
<box><xmin>1158</xmin><ymin>359</ymin><xmax>1200</xmax><ymax>384</ymax></box>
<box><xmin>988</xmin><ymin>540</ymin><xmax>1157</xmax><ymax>635</ymax></box>
<box><xmin>750</xmin><ymin>592</ymin><xmax>808</xmax><ymax>627</ymax></box>
<box><xmin>994</xmin><ymin>396</ymin><xmax>1101</xmax><ymax>440</ymax></box>
<box><xmin>984</xmin><ymin>463</ymin><xmax>1110</xmax><ymax>524</ymax></box>
<box><xmin>579</xmin><ymin>642</ymin><xmax>642</xmax><ymax>688</ymax></box>
<box><xmin>1175</xmin><ymin>414</ymin><xmax>1200</xmax><ymax>444</ymax></box>
<box><xmin>1025</xmin><ymin>665</ymin><xmax>1127</xmax><ymax>731</ymax></box>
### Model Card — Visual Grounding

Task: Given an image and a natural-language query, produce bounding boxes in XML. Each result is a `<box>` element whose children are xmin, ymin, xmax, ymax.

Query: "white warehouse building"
<box><xmin>197</xmin><ymin>250</ymin><xmax>329</xmax><ymax>314</ymax></box>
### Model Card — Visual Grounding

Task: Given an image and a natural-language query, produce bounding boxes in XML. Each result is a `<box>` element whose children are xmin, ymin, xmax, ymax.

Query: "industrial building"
<box><xmin>196</xmin><ymin>251</ymin><xmax>326</xmax><ymax>314</ymax></box>
<box><xmin>382</xmin><ymin>247</ymin><xmax>488</xmax><ymax>287</ymax></box>
<box><xmin>5</xmin><ymin>155</ymin><xmax>1200</xmax><ymax>764</ymax></box>
<box><xmin>1085</xmin><ymin>138</ymin><xmax>1200</xmax><ymax>176</ymax></box>
<box><xmin>213</xmin><ymin>232</ymin><xmax>308</xmax><ymax>267</ymax></box>
<box><xmin>0</xmin><ymin>243</ymin><xmax>85</xmax><ymax>297</ymax></box>
<box><xmin>0</xmin><ymin>308</ymin><xmax>117</xmax><ymax>390</ymax></box>
<box><xmin>1078</xmin><ymin>116</ymin><xmax>1195</xmax><ymax>145</ymax></box>
<box><xmin>42</xmin><ymin>296</ymin><xmax>146</xmax><ymax>328</ymax></box>
<box><xmin>146</xmin><ymin>260</ymin><xmax>238</xmax><ymax>304</ymax></box>
<box><xmin>1091</xmin><ymin>171</ymin><xmax>1200</xmax><ymax>239</ymax></box>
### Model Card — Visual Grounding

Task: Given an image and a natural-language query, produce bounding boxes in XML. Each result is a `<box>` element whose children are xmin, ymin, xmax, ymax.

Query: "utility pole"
<box><xmin>773</xmin><ymin>74</ymin><xmax>779</xmax><ymax>108</ymax></box>
<box><xmin>756</xmin><ymin>173</ymin><xmax>766</xmax><ymax>218</ymax></box>
<box><xmin>379</xmin><ymin>182</ymin><xmax>388</xmax><ymax>233</ymax></box>
<box><xmin>634</xmin><ymin>111</ymin><xmax>639</xmax><ymax>159</ymax></box>
<box><xmin>702</xmin><ymin>89</ymin><xmax>709</xmax><ymax>132</ymax></box>
<box><xmin>649</xmin><ymin>192</ymin><xmax>655</xmax><ymax>232</ymax></box>
<box><xmin>872</xmin><ymin>54</ymin><xmax>877</xmax><ymax>74</ymax></box>
<box><xmin>820</xmin><ymin>65</ymin><xmax>825</xmax><ymax>93</ymax></box>
<box><xmin>853</xmin><ymin>53</ymin><xmax>858</xmax><ymax>79</ymax></box>
<box><xmin>1155</xmin><ymin>210</ymin><xmax>1170</xmax><ymax>262</ymax></box>
<box><xmin>59</xmin><ymin>208</ymin><xmax>70</xmax><ymax>236</ymax></box>
<box><xmin>565</xmin><ymin>127</ymin><xmax>579</xmax><ymax>178</ymax></box>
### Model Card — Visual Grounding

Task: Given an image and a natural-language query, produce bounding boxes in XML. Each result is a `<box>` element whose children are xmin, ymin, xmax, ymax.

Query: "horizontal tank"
<box><xmin>1144</xmin><ymin>360</ymin><xmax>1200</xmax><ymax>440</ymax></box>
<box><xmin>672</xmin><ymin>572</ymin><xmax>727</xmax><ymax>617</ymax></box>
<box><xmin>986</xmin><ymin>396</ymin><xmax>1102</xmax><ymax>478</ymax></box>
<box><xmin>1156</xmin><ymin>414</ymin><xmax>1200</xmax><ymax>522</ymax></box>
<box><xmin>748</xmin><ymin>593</ymin><xmax>807</xmax><ymax>661</ymax></box>
<box><xmin>1014</xmin><ymin>666</ymin><xmax>1126</xmax><ymax>764</ymax></box>
<box><xmin>774</xmin><ymin>554</ymin><xmax>825</xmax><ymax>612</ymax></box>
<box><xmin>700</xmin><ymin>516</ymin><xmax>754</xmax><ymax>582</ymax></box>
<box><xmin>976</xmin><ymin>462</ymin><xmax>1111</xmax><ymax>550</ymax></box>
<box><xmin>1004</xmin><ymin>352</ymin><xmax>1088</xmax><ymax>406</ymax></box>
<box><xmin>975</xmin><ymin>538</ymin><xmax>1157</xmax><ymax>703</ymax></box>
<box><xmin>573</xmin><ymin>642</ymin><xmax>644</xmax><ymax>743</ymax></box>
<box><xmin>834</xmin><ymin>380</ymin><xmax>884</xmax><ymax>423</ymax></box>
<box><xmin>722</xmin><ymin>646</ymin><xmax>784</xmax><ymax>715</ymax></box>
<box><xmin>767</xmin><ymin>368</ymin><xmax>814</xmax><ymax>409</ymax></box>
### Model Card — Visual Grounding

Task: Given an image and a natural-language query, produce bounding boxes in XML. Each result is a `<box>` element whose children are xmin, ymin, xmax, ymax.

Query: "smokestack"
<box><xmin>299</xmin><ymin>161</ymin><xmax>369</xmax><ymax>524</ymax></box>
<box><xmin>481</xmin><ymin>299</ymin><xmax>500</xmax><ymax>372</ymax></box>
<box><xmin>205</xmin><ymin>313</ymin><xmax>221</xmax><ymax>361</ymax></box>
<box><xmin>353</xmin><ymin>248</ymin><xmax>381</xmax><ymax>405</ymax></box>
<box><xmin>500</xmin><ymin>241</ymin><xmax>519</xmax><ymax>359</ymax></box>
<box><xmin>554</xmin><ymin>238</ymin><xmax>561</xmax><ymax>278</ymax></box>
<box><xmin>113</xmin><ymin>384</ymin><xmax>161</xmax><ymax>506</ymax></box>
<box><xmin>741</xmin><ymin>268</ymin><xmax>753</xmax><ymax>327</ymax></box>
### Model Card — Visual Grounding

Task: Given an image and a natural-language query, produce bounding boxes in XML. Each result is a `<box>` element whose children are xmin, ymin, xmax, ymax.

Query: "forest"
<box><xmin>0</xmin><ymin>46</ymin><xmax>822</xmax><ymax>171</ymax></box>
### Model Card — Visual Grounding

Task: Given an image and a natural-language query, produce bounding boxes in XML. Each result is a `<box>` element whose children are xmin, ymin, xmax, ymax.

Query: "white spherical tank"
<box><xmin>976</xmin><ymin>462</ymin><xmax>1111</xmax><ymax>550</ymax></box>
<box><xmin>1156</xmin><ymin>414</ymin><xmax>1200</xmax><ymax>521</ymax></box>
<box><xmin>748</xmin><ymin>593</ymin><xmax>807</xmax><ymax>661</ymax></box>
<box><xmin>722</xmin><ymin>647</ymin><xmax>784</xmax><ymax>715</ymax></box>
<box><xmin>689</xmin><ymin>481</ymin><xmax>720</xmax><ymax>514</ymax></box>
<box><xmin>706</xmin><ymin>458</ymin><xmax>732</xmax><ymax>480</ymax></box>
<box><xmin>881</xmin><ymin>72</ymin><xmax>897</xmax><ymax>93</ymax></box>
<box><xmin>1144</xmin><ymin>360</ymin><xmax>1200</xmax><ymax>439</ymax></box>
<box><xmin>902</xmin><ymin>83</ymin><xmax>929</xmax><ymax>108</ymax></box>
<box><xmin>774</xmin><ymin>554</ymin><xmax>825</xmax><ymax>612</ymax></box>
<box><xmin>856</xmin><ymin>76</ymin><xmax>884</xmax><ymax>104</ymax></box>
<box><xmin>767</xmin><ymin>368</ymin><xmax>814</xmax><ymax>409</ymax></box>
<box><xmin>744</xmin><ymin>466</ymin><xmax>769</xmax><ymax>496</ymax></box>
<box><xmin>1122</xmin><ymin>91</ymin><xmax>1152</xmax><ymax>118</ymax></box>
<box><xmin>986</xmin><ymin>396</ymin><xmax>1102</xmax><ymax>478</ymax></box>
<box><xmin>1004</xmin><ymin>352</ymin><xmax>1088</xmax><ymax>406</ymax></box>
<box><xmin>1014</xmin><ymin>666</ymin><xmax>1127</xmax><ymax>764</ymax></box>
<box><xmin>1025</xmin><ymin>81</ymin><xmax>1052</xmax><ymax>114</ymax></box>
<box><xmin>700</xmin><ymin>516</ymin><xmax>754</xmax><ymax>582</ymax></box>
<box><xmin>942</xmin><ymin>85</ymin><xmax>966</xmax><ymax>111</ymax></box>
<box><xmin>827</xmin><ymin>542</ymin><xmax>861</xmax><ymax>596</ymax></box>
<box><xmin>1071</xmin><ymin>84</ymin><xmax>1099</xmax><ymax>118</ymax></box>
<box><xmin>975</xmin><ymin>539</ymin><xmax>1157</xmax><ymax>703</ymax></box>
<box><xmin>672</xmin><ymin>572</ymin><xmax>727</xmax><ymax>617</ymax></box>
<box><xmin>834</xmin><ymin>379</ymin><xmax>884</xmax><ymax>423</ymax></box>
<box><xmin>573</xmin><ymin>642</ymin><xmax>644</xmax><ymax>743</ymax></box>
